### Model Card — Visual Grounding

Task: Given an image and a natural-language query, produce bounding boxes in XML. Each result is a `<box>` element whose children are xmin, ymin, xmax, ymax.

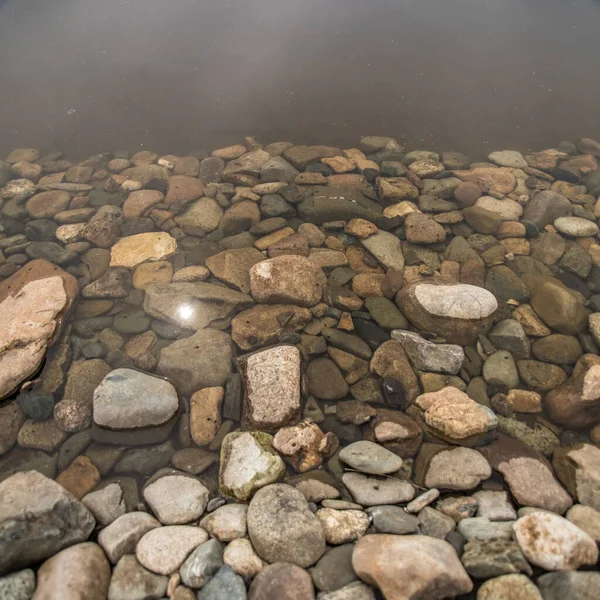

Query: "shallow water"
<box><xmin>1</xmin><ymin>0</ymin><xmax>600</xmax><ymax>158</ymax></box>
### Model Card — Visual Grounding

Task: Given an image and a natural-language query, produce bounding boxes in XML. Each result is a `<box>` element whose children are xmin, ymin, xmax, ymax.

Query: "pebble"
<box><xmin>199</xmin><ymin>504</ymin><xmax>247</xmax><ymax>541</ymax></box>
<box><xmin>82</xmin><ymin>482</ymin><xmax>126</xmax><ymax>526</ymax></box>
<box><xmin>223</xmin><ymin>538</ymin><xmax>264</xmax><ymax>578</ymax></box>
<box><xmin>248</xmin><ymin>562</ymin><xmax>315</xmax><ymax>600</ymax></box>
<box><xmin>342</xmin><ymin>472</ymin><xmax>415</xmax><ymax>506</ymax></box>
<box><xmin>179</xmin><ymin>538</ymin><xmax>224</xmax><ymax>588</ymax></box>
<box><xmin>390</xmin><ymin>330</ymin><xmax>465</xmax><ymax>374</ymax></box>
<box><xmin>196</xmin><ymin>565</ymin><xmax>247</xmax><ymax>600</ymax></box>
<box><xmin>537</xmin><ymin>572</ymin><xmax>600</xmax><ymax>600</ymax></box>
<box><xmin>477</xmin><ymin>574</ymin><xmax>543</xmax><ymax>600</ymax></box>
<box><xmin>554</xmin><ymin>216</ymin><xmax>599</xmax><ymax>237</ymax></box>
<box><xmin>108</xmin><ymin>555</ymin><xmax>168</xmax><ymax>600</ymax></box>
<box><xmin>0</xmin><ymin>569</ymin><xmax>36</xmax><ymax>600</ymax></box>
<box><xmin>316</xmin><ymin>508</ymin><xmax>371</xmax><ymax>544</ymax></box>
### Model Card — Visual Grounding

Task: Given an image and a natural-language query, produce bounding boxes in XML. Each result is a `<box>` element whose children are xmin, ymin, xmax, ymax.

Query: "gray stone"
<box><xmin>488</xmin><ymin>319</ymin><xmax>530</xmax><ymax>360</ymax></box>
<box><xmin>248</xmin><ymin>562</ymin><xmax>315</xmax><ymax>600</ymax></box>
<box><xmin>311</xmin><ymin>544</ymin><xmax>357</xmax><ymax>592</ymax></box>
<box><xmin>298</xmin><ymin>187</ymin><xmax>382</xmax><ymax>224</ymax></box>
<box><xmin>143</xmin><ymin>282</ymin><xmax>252</xmax><ymax>330</ymax></box>
<box><xmin>366</xmin><ymin>505</ymin><xmax>419</xmax><ymax>534</ymax></box>
<box><xmin>458</xmin><ymin>517</ymin><xmax>514</xmax><ymax>541</ymax></box>
<box><xmin>82</xmin><ymin>482</ymin><xmax>126</xmax><ymax>526</ymax></box>
<box><xmin>180</xmin><ymin>538</ymin><xmax>225</xmax><ymax>588</ymax></box>
<box><xmin>342</xmin><ymin>472</ymin><xmax>415</xmax><ymax>506</ymax></box>
<box><xmin>197</xmin><ymin>565</ymin><xmax>247</xmax><ymax>600</ymax></box>
<box><xmin>537</xmin><ymin>572</ymin><xmax>600</xmax><ymax>600</ymax></box>
<box><xmin>108</xmin><ymin>555</ymin><xmax>168</xmax><ymax>600</ymax></box>
<box><xmin>473</xmin><ymin>490</ymin><xmax>517</xmax><ymax>521</ymax></box>
<box><xmin>417</xmin><ymin>506</ymin><xmax>456</xmax><ymax>539</ymax></box>
<box><xmin>361</xmin><ymin>231</ymin><xmax>404</xmax><ymax>271</ymax></box>
<box><xmin>522</xmin><ymin>191</ymin><xmax>572</xmax><ymax>228</ymax></box>
<box><xmin>92</xmin><ymin>369</ymin><xmax>179</xmax><ymax>444</ymax></box>
<box><xmin>317</xmin><ymin>581</ymin><xmax>376</xmax><ymax>600</ymax></box>
<box><xmin>114</xmin><ymin>439</ymin><xmax>176</xmax><ymax>475</ymax></box>
<box><xmin>0</xmin><ymin>569</ymin><xmax>35</xmax><ymax>600</ymax></box>
<box><xmin>0</xmin><ymin>471</ymin><xmax>95</xmax><ymax>574</ymax></box>
<box><xmin>363</xmin><ymin>297</ymin><xmax>408</xmax><ymax>330</ymax></box>
<box><xmin>483</xmin><ymin>351</ymin><xmax>520</xmax><ymax>391</ymax></box>
<box><xmin>421</xmin><ymin>447</ymin><xmax>491</xmax><ymax>491</ymax></box>
<box><xmin>157</xmin><ymin>329</ymin><xmax>232</xmax><ymax>397</ymax></box>
<box><xmin>339</xmin><ymin>441</ymin><xmax>402</xmax><ymax>475</ymax></box>
<box><xmin>307</xmin><ymin>357</ymin><xmax>349</xmax><ymax>401</ymax></box>
<box><xmin>322</xmin><ymin>328</ymin><xmax>372</xmax><ymax>360</ymax></box>
<box><xmin>390</xmin><ymin>330</ymin><xmax>465</xmax><ymax>375</ymax></box>
<box><xmin>461</xmin><ymin>539</ymin><xmax>532</xmax><ymax>579</ymax></box>
<box><xmin>97</xmin><ymin>511</ymin><xmax>161</xmax><ymax>564</ymax></box>
<box><xmin>247</xmin><ymin>484</ymin><xmax>326</xmax><ymax>568</ymax></box>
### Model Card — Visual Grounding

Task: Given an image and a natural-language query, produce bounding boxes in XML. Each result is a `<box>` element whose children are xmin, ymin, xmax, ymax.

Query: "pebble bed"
<box><xmin>1</xmin><ymin>137</ymin><xmax>600</xmax><ymax>600</ymax></box>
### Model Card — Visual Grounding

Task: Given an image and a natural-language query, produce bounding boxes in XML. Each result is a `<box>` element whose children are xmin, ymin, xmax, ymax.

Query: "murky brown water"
<box><xmin>1</xmin><ymin>0</ymin><xmax>600</xmax><ymax>160</ymax></box>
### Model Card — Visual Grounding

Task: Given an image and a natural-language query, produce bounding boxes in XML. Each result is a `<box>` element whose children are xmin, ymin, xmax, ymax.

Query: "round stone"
<box><xmin>554</xmin><ymin>216</ymin><xmax>599</xmax><ymax>237</ymax></box>
<box><xmin>339</xmin><ymin>441</ymin><xmax>402</xmax><ymax>475</ymax></box>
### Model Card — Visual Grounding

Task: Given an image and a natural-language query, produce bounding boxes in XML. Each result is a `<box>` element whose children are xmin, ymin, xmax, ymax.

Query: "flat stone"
<box><xmin>136</xmin><ymin>525</ymin><xmax>208</xmax><ymax>575</ymax></box>
<box><xmin>412</xmin><ymin>387</ymin><xmax>497</xmax><ymax>443</ymax></box>
<box><xmin>488</xmin><ymin>150</ymin><xmax>528</xmax><ymax>169</ymax></box>
<box><xmin>92</xmin><ymin>368</ymin><xmax>178</xmax><ymax>444</ymax></box>
<box><xmin>157</xmin><ymin>329</ymin><xmax>232</xmax><ymax>397</ymax></box>
<box><xmin>231</xmin><ymin>304</ymin><xmax>311</xmax><ymax>351</ymax></box>
<box><xmin>473</xmin><ymin>490</ymin><xmax>517</xmax><ymax>521</ymax></box>
<box><xmin>206</xmin><ymin>247</ymin><xmax>265</xmax><ymax>293</ymax></box>
<box><xmin>219</xmin><ymin>432</ymin><xmax>285</xmax><ymax>501</ymax></box>
<box><xmin>307</xmin><ymin>357</ymin><xmax>349</xmax><ymax>400</ymax></box>
<box><xmin>311</xmin><ymin>544</ymin><xmax>357</xmax><ymax>592</ymax></box>
<box><xmin>143</xmin><ymin>474</ymin><xmax>209</xmax><ymax>525</ymax></box>
<box><xmin>418</xmin><ymin>445</ymin><xmax>491</xmax><ymax>490</ymax></box>
<box><xmin>475</xmin><ymin>196</ymin><xmax>523</xmax><ymax>221</ymax></box>
<box><xmin>366</xmin><ymin>505</ymin><xmax>419</xmax><ymax>534</ymax></box>
<box><xmin>25</xmin><ymin>190</ymin><xmax>70</xmax><ymax>218</ymax></box>
<box><xmin>352</xmin><ymin>534</ymin><xmax>473</xmax><ymax>600</ymax></box>
<box><xmin>143</xmin><ymin>282</ymin><xmax>252</xmax><ymax>330</ymax></box>
<box><xmin>250</xmin><ymin>255</ymin><xmax>327</xmax><ymax>307</ymax></box>
<box><xmin>98</xmin><ymin>511</ymin><xmax>161</xmax><ymax>564</ymax></box>
<box><xmin>248</xmin><ymin>484</ymin><xmax>326</xmax><ymax>568</ymax></box>
<box><xmin>342</xmin><ymin>472</ymin><xmax>415</xmax><ymax>506</ymax></box>
<box><xmin>523</xmin><ymin>191</ymin><xmax>573</xmax><ymax>228</ymax></box>
<box><xmin>0</xmin><ymin>471</ymin><xmax>95</xmax><ymax>573</ymax></box>
<box><xmin>82</xmin><ymin>267</ymin><xmax>132</xmax><ymax>299</ymax></box>
<box><xmin>34</xmin><ymin>542</ymin><xmax>110</xmax><ymax>600</ymax></box>
<box><xmin>370</xmin><ymin>340</ymin><xmax>420</xmax><ymax>403</ymax></box>
<box><xmin>554</xmin><ymin>216</ymin><xmax>599</xmax><ymax>237</ymax></box>
<box><xmin>458</xmin><ymin>517</ymin><xmax>514</xmax><ymax>541</ymax></box>
<box><xmin>361</xmin><ymin>231</ymin><xmax>405</xmax><ymax>271</ymax></box>
<box><xmin>239</xmin><ymin>345</ymin><xmax>301</xmax><ymax>431</ymax></box>
<box><xmin>109</xmin><ymin>232</ymin><xmax>176</xmax><ymax>269</ymax></box>
<box><xmin>396</xmin><ymin>281</ymin><xmax>498</xmax><ymax>345</ymax></box>
<box><xmin>339</xmin><ymin>441</ymin><xmax>402</xmax><ymax>475</ymax></box>
<box><xmin>513</xmin><ymin>512</ymin><xmax>598</xmax><ymax>571</ymax></box>
<box><xmin>481</xmin><ymin>437</ymin><xmax>573</xmax><ymax>514</ymax></box>
<box><xmin>0</xmin><ymin>277</ymin><xmax>70</xmax><ymax>399</ymax></box>
<box><xmin>417</xmin><ymin>506</ymin><xmax>456</xmax><ymax>539</ymax></box>
<box><xmin>390</xmin><ymin>330</ymin><xmax>464</xmax><ymax>375</ymax></box>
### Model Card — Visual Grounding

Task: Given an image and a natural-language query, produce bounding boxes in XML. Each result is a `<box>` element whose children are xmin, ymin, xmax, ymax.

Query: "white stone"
<box><xmin>56</xmin><ymin>223</ymin><xmax>85</xmax><ymax>244</ymax></box>
<box><xmin>513</xmin><ymin>512</ymin><xmax>598</xmax><ymax>571</ymax></box>
<box><xmin>554</xmin><ymin>216</ymin><xmax>599</xmax><ymax>237</ymax></box>
<box><xmin>136</xmin><ymin>525</ymin><xmax>209</xmax><ymax>575</ymax></box>
<box><xmin>413</xmin><ymin>283</ymin><xmax>497</xmax><ymax>319</ymax></box>
<box><xmin>143</xmin><ymin>475</ymin><xmax>209</xmax><ymax>525</ymax></box>
<box><xmin>316</xmin><ymin>508</ymin><xmax>371</xmax><ymax>544</ymax></box>
<box><xmin>219</xmin><ymin>432</ymin><xmax>285</xmax><ymax>501</ymax></box>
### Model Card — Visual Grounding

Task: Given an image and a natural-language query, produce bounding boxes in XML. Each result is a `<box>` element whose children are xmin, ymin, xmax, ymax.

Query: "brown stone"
<box><xmin>454</xmin><ymin>167</ymin><xmax>517</xmax><ymax>194</ymax></box>
<box><xmin>352</xmin><ymin>273</ymin><xmax>385</xmax><ymax>298</ymax></box>
<box><xmin>190</xmin><ymin>387</ymin><xmax>223</xmax><ymax>447</ymax></box>
<box><xmin>25</xmin><ymin>190</ymin><xmax>70</xmax><ymax>218</ymax></box>
<box><xmin>206</xmin><ymin>247</ymin><xmax>265</xmax><ymax>293</ymax></box>
<box><xmin>122</xmin><ymin>190</ymin><xmax>164</xmax><ymax>219</ymax></box>
<box><xmin>405</xmin><ymin>213</ymin><xmax>447</xmax><ymax>244</ymax></box>
<box><xmin>248</xmin><ymin>562</ymin><xmax>315</xmax><ymax>600</ymax></box>
<box><xmin>344</xmin><ymin>218</ymin><xmax>378</xmax><ymax>239</ymax></box>
<box><xmin>132</xmin><ymin>261</ymin><xmax>173</xmax><ymax>289</ymax></box>
<box><xmin>56</xmin><ymin>456</ymin><xmax>101</xmax><ymax>500</ymax></box>
<box><xmin>164</xmin><ymin>175</ymin><xmax>205</xmax><ymax>206</ymax></box>
<box><xmin>110</xmin><ymin>232</ymin><xmax>177</xmax><ymax>269</ymax></box>
<box><xmin>0</xmin><ymin>402</ymin><xmax>25</xmax><ymax>455</ymax></box>
<box><xmin>363</xmin><ymin>408</ymin><xmax>423</xmax><ymax>458</ymax></box>
<box><xmin>370</xmin><ymin>340</ymin><xmax>420</xmax><ymax>403</ymax></box>
<box><xmin>231</xmin><ymin>304</ymin><xmax>312</xmax><ymax>351</ymax></box>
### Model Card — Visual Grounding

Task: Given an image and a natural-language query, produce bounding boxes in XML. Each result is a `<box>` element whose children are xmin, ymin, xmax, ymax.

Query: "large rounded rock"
<box><xmin>0</xmin><ymin>471</ymin><xmax>95</xmax><ymax>574</ymax></box>
<box><xmin>396</xmin><ymin>281</ymin><xmax>498</xmax><ymax>344</ymax></box>
<box><xmin>25</xmin><ymin>190</ymin><xmax>70</xmax><ymax>218</ymax></box>
<box><xmin>352</xmin><ymin>534</ymin><xmax>472</xmax><ymax>600</ymax></box>
<box><xmin>92</xmin><ymin>369</ymin><xmax>179</xmax><ymax>445</ymax></box>
<box><xmin>247</xmin><ymin>484</ymin><xmax>326</xmax><ymax>568</ymax></box>
<box><xmin>522</xmin><ymin>190</ymin><xmax>573</xmax><ymax>228</ymax></box>
<box><xmin>249</xmin><ymin>255</ymin><xmax>327</xmax><ymax>307</ymax></box>
<box><xmin>248</xmin><ymin>562</ymin><xmax>315</xmax><ymax>600</ymax></box>
<box><xmin>513</xmin><ymin>512</ymin><xmax>598</xmax><ymax>571</ymax></box>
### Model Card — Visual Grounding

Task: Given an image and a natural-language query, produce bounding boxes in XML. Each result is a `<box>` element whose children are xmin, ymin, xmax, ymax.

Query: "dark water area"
<box><xmin>1</xmin><ymin>0</ymin><xmax>600</xmax><ymax>160</ymax></box>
